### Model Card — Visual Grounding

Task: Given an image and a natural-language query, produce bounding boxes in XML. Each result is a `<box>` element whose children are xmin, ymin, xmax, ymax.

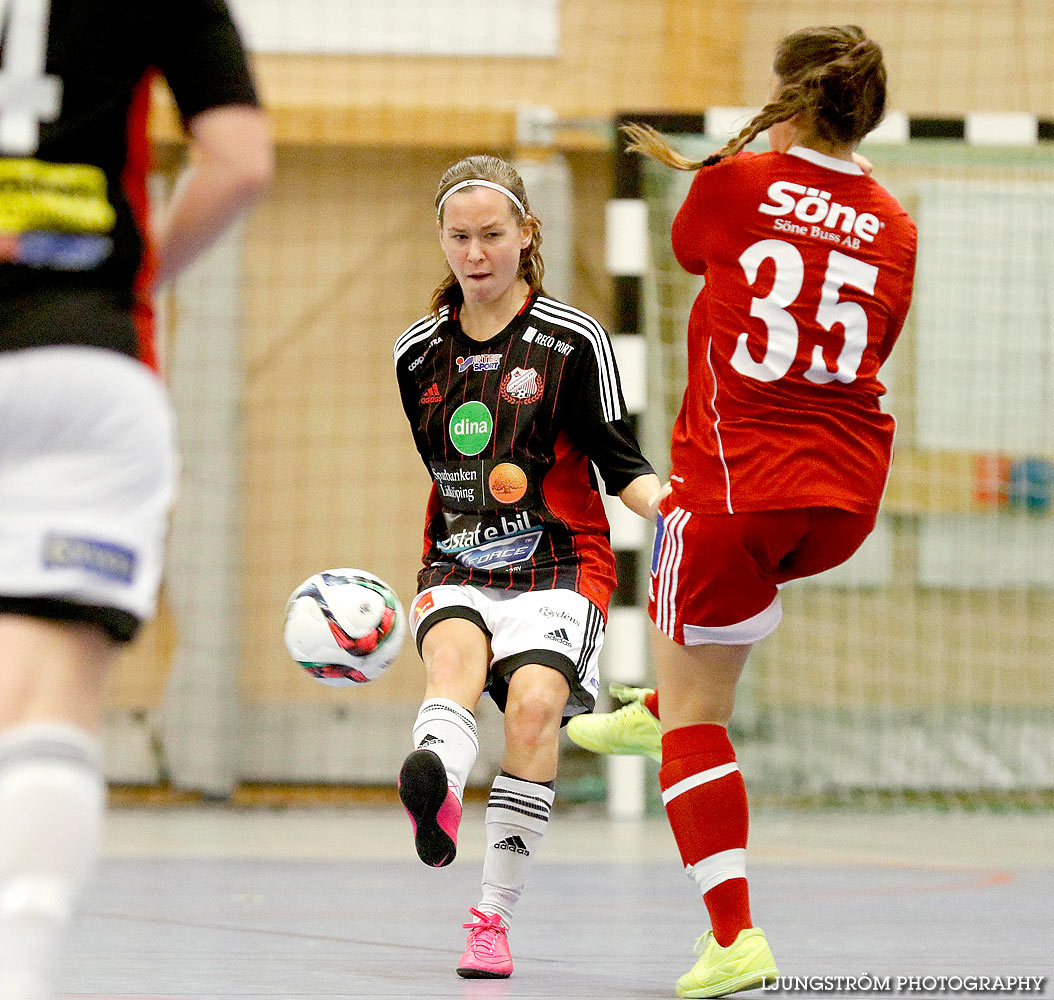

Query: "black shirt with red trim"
<box><xmin>394</xmin><ymin>291</ymin><xmax>655</xmax><ymax>617</ymax></box>
<box><xmin>0</xmin><ymin>0</ymin><xmax>259</xmax><ymax>365</ymax></box>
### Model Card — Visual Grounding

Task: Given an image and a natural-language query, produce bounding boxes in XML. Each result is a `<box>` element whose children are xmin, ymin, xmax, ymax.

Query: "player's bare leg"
<box><xmin>0</xmin><ymin>615</ymin><xmax>114</xmax><ymax>1000</ymax></box>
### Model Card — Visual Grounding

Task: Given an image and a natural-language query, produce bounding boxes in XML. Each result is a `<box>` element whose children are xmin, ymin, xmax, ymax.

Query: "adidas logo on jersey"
<box><xmin>544</xmin><ymin>627</ymin><xmax>572</xmax><ymax>647</ymax></box>
<box><xmin>418</xmin><ymin>733</ymin><xmax>443</xmax><ymax>747</ymax></box>
<box><xmin>493</xmin><ymin>835</ymin><xmax>530</xmax><ymax>855</ymax></box>
<box><xmin>419</xmin><ymin>382</ymin><xmax>442</xmax><ymax>404</ymax></box>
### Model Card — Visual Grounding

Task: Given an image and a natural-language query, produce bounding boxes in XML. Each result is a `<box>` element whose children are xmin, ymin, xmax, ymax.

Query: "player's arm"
<box><xmin>618</xmin><ymin>473</ymin><xmax>664</xmax><ymax>520</ymax></box>
<box><xmin>669</xmin><ymin>159</ymin><xmax>733</xmax><ymax>275</ymax></box>
<box><xmin>154</xmin><ymin>105</ymin><xmax>273</xmax><ymax>286</ymax></box>
<box><xmin>876</xmin><ymin>214</ymin><xmax>918</xmax><ymax>359</ymax></box>
<box><xmin>561</xmin><ymin>321</ymin><xmax>657</xmax><ymax>512</ymax></box>
<box><xmin>393</xmin><ymin>339</ymin><xmax>433</xmax><ymax>464</ymax></box>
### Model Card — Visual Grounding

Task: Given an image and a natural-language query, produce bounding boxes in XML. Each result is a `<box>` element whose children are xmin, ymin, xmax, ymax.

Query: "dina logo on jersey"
<box><xmin>500</xmin><ymin>367</ymin><xmax>543</xmax><ymax>405</ymax></box>
<box><xmin>449</xmin><ymin>401</ymin><xmax>493</xmax><ymax>456</ymax></box>
<box><xmin>758</xmin><ymin>181</ymin><xmax>882</xmax><ymax>246</ymax></box>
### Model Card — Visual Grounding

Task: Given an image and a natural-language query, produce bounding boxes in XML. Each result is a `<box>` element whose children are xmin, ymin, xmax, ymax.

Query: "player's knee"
<box><xmin>504</xmin><ymin>684</ymin><xmax>565</xmax><ymax>747</ymax></box>
<box><xmin>424</xmin><ymin>642</ymin><xmax>471</xmax><ymax>687</ymax></box>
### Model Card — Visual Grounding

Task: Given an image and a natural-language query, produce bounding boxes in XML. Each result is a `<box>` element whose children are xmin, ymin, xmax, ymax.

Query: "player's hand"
<box><xmin>853</xmin><ymin>152</ymin><xmax>874</xmax><ymax>176</ymax></box>
<box><xmin>648</xmin><ymin>481</ymin><xmax>672</xmax><ymax>520</ymax></box>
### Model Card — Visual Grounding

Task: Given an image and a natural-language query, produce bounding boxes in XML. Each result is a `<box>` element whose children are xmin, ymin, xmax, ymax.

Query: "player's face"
<box><xmin>438</xmin><ymin>188</ymin><xmax>532</xmax><ymax>308</ymax></box>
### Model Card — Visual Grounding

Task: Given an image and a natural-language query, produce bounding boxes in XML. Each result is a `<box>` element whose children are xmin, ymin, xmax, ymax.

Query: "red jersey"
<box><xmin>667</xmin><ymin>146</ymin><xmax>917</xmax><ymax>515</ymax></box>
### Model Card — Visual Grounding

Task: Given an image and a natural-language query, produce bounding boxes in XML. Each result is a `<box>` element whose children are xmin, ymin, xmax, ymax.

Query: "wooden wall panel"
<box><xmin>152</xmin><ymin>0</ymin><xmax>746</xmax><ymax>146</ymax></box>
<box><xmin>740</xmin><ymin>0</ymin><xmax>1054</xmax><ymax>114</ymax></box>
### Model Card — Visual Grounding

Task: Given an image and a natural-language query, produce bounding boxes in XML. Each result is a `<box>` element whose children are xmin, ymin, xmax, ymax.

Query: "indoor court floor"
<box><xmin>61</xmin><ymin>804</ymin><xmax>1054</xmax><ymax>1000</ymax></box>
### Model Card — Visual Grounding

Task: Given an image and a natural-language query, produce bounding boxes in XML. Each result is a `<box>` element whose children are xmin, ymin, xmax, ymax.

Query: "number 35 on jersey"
<box><xmin>733</xmin><ymin>240</ymin><xmax>879</xmax><ymax>387</ymax></box>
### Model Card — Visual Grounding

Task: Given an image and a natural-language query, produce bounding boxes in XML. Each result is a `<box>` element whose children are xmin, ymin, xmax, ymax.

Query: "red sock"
<box><xmin>644</xmin><ymin>689</ymin><xmax>660</xmax><ymax>719</ymax></box>
<box><xmin>659</xmin><ymin>723</ymin><xmax>752</xmax><ymax>947</ymax></box>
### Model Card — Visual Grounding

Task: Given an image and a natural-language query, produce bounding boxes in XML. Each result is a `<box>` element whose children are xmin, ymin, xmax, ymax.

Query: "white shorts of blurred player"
<box><xmin>409</xmin><ymin>585</ymin><xmax>604</xmax><ymax>719</ymax></box>
<box><xmin>0</xmin><ymin>346</ymin><xmax>177</xmax><ymax>642</ymax></box>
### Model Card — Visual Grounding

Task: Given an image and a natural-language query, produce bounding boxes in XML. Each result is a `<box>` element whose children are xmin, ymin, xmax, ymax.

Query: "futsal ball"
<box><xmin>283</xmin><ymin>569</ymin><xmax>406</xmax><ymax>685</ymax></box>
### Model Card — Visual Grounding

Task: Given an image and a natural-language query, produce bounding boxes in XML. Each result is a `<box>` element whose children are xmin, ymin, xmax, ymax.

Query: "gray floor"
<box><xmin>60</xmin><ymin>805</ymin><xmax>1054</xmax><ymax>1000</ymax></box>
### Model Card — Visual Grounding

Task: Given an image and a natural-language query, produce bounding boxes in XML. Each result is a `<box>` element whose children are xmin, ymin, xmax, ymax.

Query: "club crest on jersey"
<box><xmin>457</xmin><ymin>353</ymin><xmax>502</xmax><ymax>372</ymax></box>
<box><xmin>500</xmin><ymin>366</ymin><xmax>543</xmax><ymax>404</ymax></box>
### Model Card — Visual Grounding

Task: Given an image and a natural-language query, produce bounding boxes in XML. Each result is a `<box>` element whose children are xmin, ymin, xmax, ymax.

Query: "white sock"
<box><xmin>0</xmin><ymin>724</ymin><xmax>105</xmax><ymax>1000</ymax></box>
<box><xmin>411</xmin><ymin>698</ymin><xmax>479</xmax><ymax>801</ymax></box>
<box><xmin>478</xmin><ymin>775</ymin><xmax>555</xmax><ymax>926</ymax></box>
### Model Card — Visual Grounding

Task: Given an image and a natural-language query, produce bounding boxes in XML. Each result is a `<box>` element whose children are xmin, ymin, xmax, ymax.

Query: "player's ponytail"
<box><xmin>623</xmin><ymin>25</ymin><xmax>886</xmax><ymax>172</ymax></box>
<box><xmin>780</xmin><ymin>27</ymin><xmax>886</xmax><ymax>148</ymax></box>
<box><xmin>431</xmin><ymin>155</ymin><xmax>545</xmax><ymax>317</ymax></box>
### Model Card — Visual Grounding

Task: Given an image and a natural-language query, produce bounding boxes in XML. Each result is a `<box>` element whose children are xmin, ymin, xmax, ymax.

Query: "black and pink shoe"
<box><xmin>398</xmin><ymin>749</ymin><xmax>462</xmax><ymax>867</ymax></box>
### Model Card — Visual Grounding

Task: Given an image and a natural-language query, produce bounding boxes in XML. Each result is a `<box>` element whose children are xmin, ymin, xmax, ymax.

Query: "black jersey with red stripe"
<box><xmin>394</xmin><ymin>292</ymin><xmax>654</xmax><ymax>616</ymax></box>
<box><xmin>0</xmin><ymin>0</ymin><xmax>259</xmax><ymax>366</ymax></box>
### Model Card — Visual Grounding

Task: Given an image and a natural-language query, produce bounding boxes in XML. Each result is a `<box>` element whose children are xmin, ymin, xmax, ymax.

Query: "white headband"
<box><xmin>436</xmin><ymin>179</ymin><xmax>526</xmax><ymax>220</ymax></box>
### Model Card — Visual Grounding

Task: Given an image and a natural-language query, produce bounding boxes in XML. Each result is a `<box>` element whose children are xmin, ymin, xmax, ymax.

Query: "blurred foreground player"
<box><xmin>0</xmin><ymin>2</ymin><xmax>272</xmax><ymax>997</ymax></box>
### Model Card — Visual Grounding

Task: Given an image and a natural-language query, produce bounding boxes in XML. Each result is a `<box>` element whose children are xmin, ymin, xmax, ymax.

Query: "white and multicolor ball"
<box><xmin>283</xmin><ymin>568</ymin><xmax>406</xmax><ymax>685</ymax></box>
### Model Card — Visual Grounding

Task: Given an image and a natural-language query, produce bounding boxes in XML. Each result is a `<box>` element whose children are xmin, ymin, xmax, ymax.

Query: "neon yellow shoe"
<box><xmin>566</xmin><ymin>683</ymin><xmax>661</xmax><ymax>763</ymax></box>
<box><xmin>675</xmin><ymin>928</ymin><xmax>779</xmax><ymax>998</ymax></box>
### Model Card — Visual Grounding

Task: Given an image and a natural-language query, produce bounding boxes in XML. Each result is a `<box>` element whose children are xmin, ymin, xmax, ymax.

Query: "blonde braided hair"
<box><xmin>624</xmin><ymin>25</ymin><xmax>886</xmax><ymax>171</ymax></box>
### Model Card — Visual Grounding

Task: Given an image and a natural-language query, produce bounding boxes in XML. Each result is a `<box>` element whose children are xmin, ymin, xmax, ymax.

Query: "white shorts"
<box><xmin>408</xmin><ymin>585</ymin><xmax>604</xmax><ymax>718</ymax></box>
<box><xmin>0</xmin><ymin>346</ymin><xmax>176</xmax><ymax>640</ymax></box>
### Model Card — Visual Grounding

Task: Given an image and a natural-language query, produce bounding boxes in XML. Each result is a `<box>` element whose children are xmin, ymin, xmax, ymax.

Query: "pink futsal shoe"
<box><xmin>456</xmin><ymin>907</ymin><xmax>513</xmax><ymax>979</ymax></box>
<box><xmin>398</xmin><ymin>748</ymin><xmax>462</xmax><ymax>867</ymax></box>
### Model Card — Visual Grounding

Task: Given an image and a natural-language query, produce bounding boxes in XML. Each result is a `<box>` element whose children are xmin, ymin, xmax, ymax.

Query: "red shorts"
<box><xmin>648</xmin><ymin>501</ymin><xmax>877</xmax><ymax>646</ymax></box>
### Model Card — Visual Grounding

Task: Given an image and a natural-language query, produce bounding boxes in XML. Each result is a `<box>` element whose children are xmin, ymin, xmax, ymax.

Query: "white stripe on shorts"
<box><xmin>655</xmin><ymin>506</ymin><xmax>690</xmax><ymax>638</ymax></box>
<box><xmin>660</xmin><ymin>761</ymin><xmax>739</xmax><ymax>805</ymax></box>
<box><xmin>576</xmin><ymin>602</ymin><xmax>603</xmax><ymax>681</ymax></box>
<box><xmin>685</xmin><ymin>848</ymin><xmax>747</xmax><ymax>895</ymax></box>
<box><xmin>682</xmin><ymin>596</ymin><xmax>783</xmax><ymax>646</ymax></box>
